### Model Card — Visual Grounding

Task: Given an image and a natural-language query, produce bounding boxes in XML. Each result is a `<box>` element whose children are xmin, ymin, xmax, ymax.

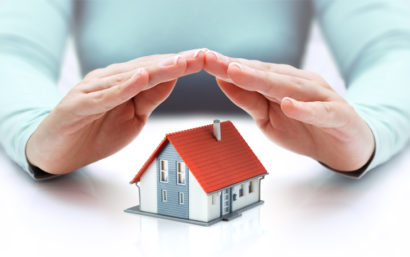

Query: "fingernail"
<box><xmin>193</xmin><ymin>48</ymin><xmax>205</xmax><ymax>58</ymax></box>
<box><xmin>212</xmin><ymin>51</ymin><xmax>229</xmax><ymax>63</ymax></box>
<box><xmin>160</xmin><ymin>55</ymin><xmax>181</xmax><ymax>67</ymax></box>
<box><xmin>180</xmin><ymin>49</ymin><xmax>204</xmax><ymax>59</ymax></box>
<box><xmin>282</xmin><ymin>97</ymin><xmax>296</xmax><ymax>106</ymax></box>
<box><xmin>206</xmin><ymin>50</ymin><xmax>217</xmax><ymax>59</ymax></box>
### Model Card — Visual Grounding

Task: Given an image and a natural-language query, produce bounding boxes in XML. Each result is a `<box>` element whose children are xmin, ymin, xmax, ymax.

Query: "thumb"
<box><xmin>280</xmin><ymin>97</ymin><xmax>348</xmax><ymax>128</ymax></box>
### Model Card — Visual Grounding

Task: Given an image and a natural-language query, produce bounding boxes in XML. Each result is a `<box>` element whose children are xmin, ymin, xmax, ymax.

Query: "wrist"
<box><xmin>320</xmin><ymin>148</ymin><xmax>375</xmax><ymax>178</ymax></box>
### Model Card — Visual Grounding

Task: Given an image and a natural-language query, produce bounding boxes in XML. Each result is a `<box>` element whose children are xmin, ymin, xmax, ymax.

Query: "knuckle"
<box><xmin>115</xmin><ymin>74</ymin><xmax>124</xmax><ymax>83</ymax></box>
<box><xmin>104</xmin><ymin>75</ymin><xmax>124</xmax><ymax>88</ymax></box>
<box><xmin>91</xmin><ymin>91</ymin><xmax>107</xmax><ymax>104</ymax></box>
<box><xmin>322</xmin><ymin>102</ymin><xmax>335</xmax><ymax>120</ymax></box>
<box><xmin>289</xmin><ymin>76</ymin><xmax>305</xmax><ymax>87</ymax></box>
<box><xmin>323</xmin><ymin>102</ymin><xmax>332</xmax><ymax>114</ymax></box>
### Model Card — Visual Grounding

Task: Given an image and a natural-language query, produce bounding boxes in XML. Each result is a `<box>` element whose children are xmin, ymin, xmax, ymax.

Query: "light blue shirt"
<box><xmin>1</xmin><ymin>0</ymin><xmax>410</xmax><ymax>178</ymax></box>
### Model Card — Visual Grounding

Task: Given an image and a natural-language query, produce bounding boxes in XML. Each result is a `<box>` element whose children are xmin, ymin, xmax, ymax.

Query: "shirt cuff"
<box><xmin>26</xmin><ymin>156</ymin><xmax>59</xmax><ymax>181</ymax></box>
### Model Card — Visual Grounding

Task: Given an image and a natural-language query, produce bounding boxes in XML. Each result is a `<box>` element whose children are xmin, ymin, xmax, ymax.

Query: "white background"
<box><xmin>1</xmin><ymin>22</ymin><xmax>410</xmax><ymax>257</ymax></box>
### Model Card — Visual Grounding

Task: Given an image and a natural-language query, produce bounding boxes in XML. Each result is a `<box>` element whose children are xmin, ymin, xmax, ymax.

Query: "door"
<box><xmin>221</xmin><ymin>188</ymin><xmax>231</xmax><ymax>216</ymax></box>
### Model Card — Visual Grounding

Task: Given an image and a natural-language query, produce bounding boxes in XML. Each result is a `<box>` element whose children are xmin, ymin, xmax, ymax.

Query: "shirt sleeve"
<box><xmin>0</xmin><ymin>0</ymin><xmax>73</xmax><ymax>179</ymax></box>
<box><xmin>313</xmin><ymin>0</ymin><xmax>410</xmax><ymax>177</ymax></box>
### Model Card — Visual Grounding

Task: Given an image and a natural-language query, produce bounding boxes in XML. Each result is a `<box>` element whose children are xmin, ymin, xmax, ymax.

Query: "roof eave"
<box><xmin>129</xmin><ymin>137</ymin><xmax>169</xmax><ymax>184</ymax></box>
<box><xmin>204</xmin><ymin>173</ymin><xmax>268</xmax><ymax>195</ymax></box>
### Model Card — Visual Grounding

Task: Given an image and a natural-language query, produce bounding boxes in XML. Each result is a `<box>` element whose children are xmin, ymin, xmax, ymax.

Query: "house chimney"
<box><xmin>213</xmin><ymin>120</ymin><xmax>221</xmax><ymax>141</ymax></box>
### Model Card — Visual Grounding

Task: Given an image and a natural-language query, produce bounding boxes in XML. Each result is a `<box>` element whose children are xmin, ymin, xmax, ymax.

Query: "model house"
<box><xmin>125</xmin><ymin>120</ymin><xmax>268</xmax><ymax>226</ymax></box>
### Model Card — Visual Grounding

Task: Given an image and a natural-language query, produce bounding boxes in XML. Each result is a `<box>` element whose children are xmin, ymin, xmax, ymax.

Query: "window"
<box><xmin>160</xmin><ymin>160</ymin><xmax>168</xmax><ymax>183</ymax></box>
<box><xmin>162</xmin><ymin>190</ymin><xmax>167</xmax><ymax>202</ymax></box>
<box><xmin>249</xmin><ymin>181</ymin><xmax>254</xmax><ymax>193</ymax></box>
<box><xmin>177</xmin><ymin>162</ymin><xmax>186</xmax><ymax>185</ymax></box>
<box><xmin>239</xmin><ymin>184</ymin><xmax>244</xmax><ymax>197</ymax></box>
<box><xmin>179</xmin><ymin>192</ymin><xmax>184</xmax><ymax>205</ymax></box>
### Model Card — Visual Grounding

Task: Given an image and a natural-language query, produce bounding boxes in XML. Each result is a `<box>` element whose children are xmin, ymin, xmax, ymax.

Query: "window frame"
<box><xmin>176</xmin><ymin>161</ymin><xmax>186</xmax><ymax>185</ymax></box>
<box><xmin>239</xmin><ymin>184</ymin><xmax>244</xmax><ymax>197</ymax></box>
<box><xmin>249</xmin><ymin>181</ymin><xmax>254</xmax><ymax>193</ymax></box>
<box><xmin>179</xmin><ymin>192</ymin><xmax>184</xmax><ymax>205</ymax></box>
<box><xmin>162</xmin><ymin>190</ymin><xmax>167</xmax><ymax>202</ymax></box>
<box><xmin>160</xmin><ymin>160</ymin><xmax>168</xmax><ymax>183</ymax></box>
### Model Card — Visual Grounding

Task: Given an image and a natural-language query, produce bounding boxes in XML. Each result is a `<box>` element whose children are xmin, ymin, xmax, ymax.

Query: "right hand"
<box><xmin>204</xmin><ymin>51</ymin><xmax>375</xmax><ymax>172</ymax></box>
<box><xmin>26</xmin><ymin>49</ymin><xmax>206</xmax><ymax>174</ymax></box>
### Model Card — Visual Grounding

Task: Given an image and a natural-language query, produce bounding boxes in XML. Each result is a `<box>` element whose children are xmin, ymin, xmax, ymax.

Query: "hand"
<box><xmin>26</xmin><ymin>49</ymin><xmax>206</xmax><ymax>174</ymax></box>
<box><xmin>204</xmin><ymin>51</ymin><xmax>375</xmax><ymax>171</ymax></box>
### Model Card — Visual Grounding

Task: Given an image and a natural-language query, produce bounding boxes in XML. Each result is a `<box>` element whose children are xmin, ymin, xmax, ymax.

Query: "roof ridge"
<box><xmin>165</xmin><ymin>120</ymin><xmax>231</xmax><ymax>137</ymax></box>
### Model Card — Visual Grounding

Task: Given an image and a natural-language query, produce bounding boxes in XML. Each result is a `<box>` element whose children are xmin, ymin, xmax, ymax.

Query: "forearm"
<box><xmin>314</xmin><ymin>0</ymin><xmax>410</xmax><ymax>176</ymax></box>
<box><xmin>345</xmin><ymin>49</ymin><xmax>410</xmax><ymax>174</ymax></box>
<box><xmin>0</xmin><ymin>53</ymin><xmax>62</xmax><ymax>177</ymax></box>
<box><xmin>0</xmin><ymin>0</ymin><xmax>72</xmax><ymax>178</ymax></box>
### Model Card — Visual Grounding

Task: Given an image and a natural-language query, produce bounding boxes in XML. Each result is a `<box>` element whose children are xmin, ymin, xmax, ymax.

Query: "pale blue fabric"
<box><xmin>0</xmin><ymin>0</ymin><xmax>409</xmax><ymax>178</ymax></box>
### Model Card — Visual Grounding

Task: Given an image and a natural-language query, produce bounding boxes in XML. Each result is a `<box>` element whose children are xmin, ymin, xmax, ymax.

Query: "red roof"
<box><xmin>130</xmin><ymin>121</ymin><xmax>268</xmax><ymax>193</ymax></box>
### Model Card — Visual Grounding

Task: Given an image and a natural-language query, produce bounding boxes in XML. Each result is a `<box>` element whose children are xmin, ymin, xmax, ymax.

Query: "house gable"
<box><xmin>157</xmin><ymin>142</ymin><xmax>189</xmax><ymax>219</ymax></box>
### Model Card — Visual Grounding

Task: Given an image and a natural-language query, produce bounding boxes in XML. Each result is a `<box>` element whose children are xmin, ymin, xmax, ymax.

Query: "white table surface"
<box><xmin>1</xmin><ymin>114</ymin><xmax>410</xmax><ymax>257</ymax></box>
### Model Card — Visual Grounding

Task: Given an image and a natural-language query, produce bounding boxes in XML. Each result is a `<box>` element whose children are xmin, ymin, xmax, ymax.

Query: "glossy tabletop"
<box><xmin>1</xmin><ymin>114</ymin><xmax>410</xmax><ymax>257</ymax></box>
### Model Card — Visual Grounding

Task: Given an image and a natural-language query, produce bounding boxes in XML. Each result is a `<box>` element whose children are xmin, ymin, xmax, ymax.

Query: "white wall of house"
<box><xmin>139</xmin><ymin>162</ymin><xmax>158</xmax><ymax>213</ymax></box>
<box><xmin>231</xmin><ymin>177</ymin><xmax>261</xmax><ymax>212</ymax></box>
<box><xmin>188</xmin><ymin>171</ymin><xmax>209</xmax><ymax>222</ymax></box>
<box><xmin>139</xmin><ymin>163</ymin><xmax>263</xmax><ymax>221</ymax></box>
<box><xmin>207</xmin><ymin>191</ymin><xmax>221</xmax><ymax>221</ymax></box>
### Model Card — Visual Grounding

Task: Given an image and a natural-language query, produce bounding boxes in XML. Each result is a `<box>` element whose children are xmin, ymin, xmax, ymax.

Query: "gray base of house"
<box><xmin>124</xmin><ymin>200</ymin><xmax>264</xmax><ymax>226</ymax></box>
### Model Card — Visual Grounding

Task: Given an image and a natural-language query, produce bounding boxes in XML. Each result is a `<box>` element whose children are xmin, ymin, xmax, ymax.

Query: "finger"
<box><xmin>179</xmin><ymin>48</ymin><xmax>206</xmax><ymax>74</ymax></box>
<box><xmin>204</xmin><ymin>50</ymin><xmax>232</xmax><ymax>82</ymax></box>
<box><xmin>134</xmin><ymin>80</ymin><xmax>177</xmax><ymax>119</ymax></box>
<box><xmin>84</xmin><ymin>54</ymin><xmax>171</xmax><ymax>79</ymax></box>
<box><xmin>81</xmin><ymin>70</ymin><xmax>136</xmax><ymax>93</ymax></box>
<box><xmin>86</xmin><ymin>49</ymin><xmax>205</xmax><ymax>80</ymax></box>
<box><xmin>216</xmin><ymin>79</ymin><xmax>268</xmax><ymax>121</ymax></box>
<box><xmin>280</xmin><ymin>97</ymin><xmax>348</xmax><ymax>128</ymax></box>
<box><xmin>236</xmin><ymin>58</ymin><xmax>320</xmax><ymax>81</ymax></box>
<box><xmin>79</xmin><ymin>68</ymin><xmax>149</xmax><ymax>115</ymax></box>
<box><xmin>144</xmin><ymin>55</ymin><xmax>187</xmax><ymax>89</ymax></box>
<box><xmin>82</xmin><ymin>55</ymin><xmax>186</xmax><ymax>93</ymax></box>
<box><xmin>205</xmin><ymin>50</ymin><xmax>317</xmax><ymax>80</ymax></box>
<box><xmin>227</xmin><ymin>62</ymin><xmax>328</xmax><ymax>102</ymax></box>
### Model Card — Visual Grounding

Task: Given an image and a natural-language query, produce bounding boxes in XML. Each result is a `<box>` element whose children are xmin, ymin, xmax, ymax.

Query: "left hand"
<box><xmin>204</xmin><ymin>51</ymin><xmax>375</xmax><ymax>172</ymax></box>
<box><xmin>26</xmin><ymin>49</ymin><xmax>205</xmax><ymax>174</ymax></box>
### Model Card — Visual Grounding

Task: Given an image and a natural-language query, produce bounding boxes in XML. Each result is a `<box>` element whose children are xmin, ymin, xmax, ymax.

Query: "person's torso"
<box><xmin>73</xmin><ymin>0</ymin><xmax>313</xmax><ymax>112</ymax></box>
